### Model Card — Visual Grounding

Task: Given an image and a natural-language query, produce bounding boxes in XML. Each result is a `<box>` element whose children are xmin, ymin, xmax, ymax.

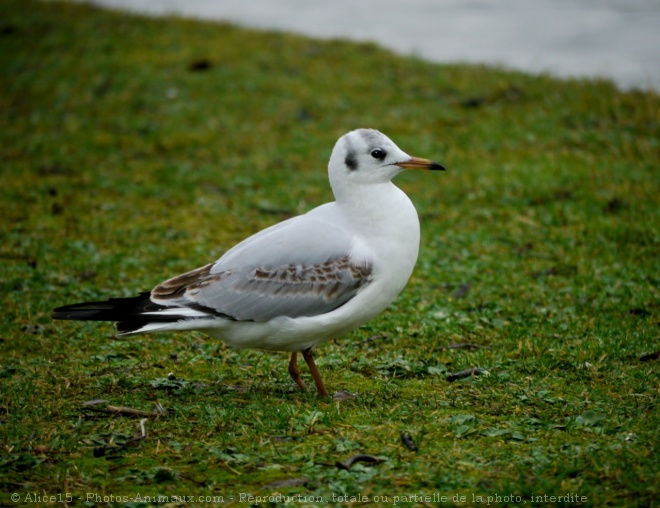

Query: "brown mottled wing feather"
<box><xmin>152</xmin><ymin>256</ymin><xmax>372</xmax><ymax>322</ymax></box>
<box><xmin>151</xmin><ymin>207</ymin><xmax>375</xmax><ymax>321</ymax></box>
<box><xmin>152</xmin><ymin>263</ymin><xmax>216</xmax><ymax>300</ymax></box>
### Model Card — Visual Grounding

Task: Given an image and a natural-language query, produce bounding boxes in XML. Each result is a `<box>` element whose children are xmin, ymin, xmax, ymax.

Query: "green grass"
<box><xmin>1</xmin><ymin>1</ymin><xmax>658</xmax><ymax>506</ymax></box>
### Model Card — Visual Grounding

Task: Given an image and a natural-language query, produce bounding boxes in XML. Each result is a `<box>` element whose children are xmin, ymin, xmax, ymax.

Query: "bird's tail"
<box><xmin>52</xmin><ymin>292</ymin><xmax>175</xmax><ymax>335</ymax></box>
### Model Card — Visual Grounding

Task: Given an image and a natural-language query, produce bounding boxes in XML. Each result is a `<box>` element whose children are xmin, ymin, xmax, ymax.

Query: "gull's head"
<box><xmin>328</xmin><ymin>129</ymin><xmax>444</xmax><ymax>189</ymax></box>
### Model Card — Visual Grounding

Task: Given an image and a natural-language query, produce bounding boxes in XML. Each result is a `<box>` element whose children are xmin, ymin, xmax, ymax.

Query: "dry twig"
<box><xmin>446</xmin><ymin>367</ymin><xmax>488</xmax><ymax>382</ymax></box>
<box><xmin>336</xmin><ymin>454</ymin><xmax>385</xmax><ymax>470</ymax></box>
<box><xmin>81</xmin><ymin>399</ymin><xmax>166</xmax><ymax>417</ymax></box>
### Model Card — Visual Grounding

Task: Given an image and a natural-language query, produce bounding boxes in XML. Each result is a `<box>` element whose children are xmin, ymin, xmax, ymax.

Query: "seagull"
<box><xmin>52</xmin><ymin>129</ymin><xmax>444</xmax><ymax>396</ymax></box>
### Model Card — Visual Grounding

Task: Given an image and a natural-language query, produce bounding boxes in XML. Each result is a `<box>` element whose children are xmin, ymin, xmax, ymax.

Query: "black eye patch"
<box><xmin>345</xmin><ymin>150</ymin><xmax>358</xmax><ymax>170</ymax></box>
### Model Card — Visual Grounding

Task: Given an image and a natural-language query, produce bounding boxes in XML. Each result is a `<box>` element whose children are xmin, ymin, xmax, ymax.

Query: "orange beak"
<box><xmin>396</xmin><ymin>156</ymin><xmax>445</xmax><ymax>171</ymax></box>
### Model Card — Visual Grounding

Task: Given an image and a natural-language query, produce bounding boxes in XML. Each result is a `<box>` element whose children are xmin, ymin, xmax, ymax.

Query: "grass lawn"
<box><xmin>1</xmin><ymin>0</ymin><xmax>658</xmax><ymax>505</ymax></box>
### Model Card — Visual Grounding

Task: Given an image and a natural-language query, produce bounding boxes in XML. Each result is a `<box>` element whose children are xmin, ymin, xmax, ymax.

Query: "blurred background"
<box><xmin>85</xmin><ymin>0</ymin><xmax>660</xmax><ymax>92</ymax></box>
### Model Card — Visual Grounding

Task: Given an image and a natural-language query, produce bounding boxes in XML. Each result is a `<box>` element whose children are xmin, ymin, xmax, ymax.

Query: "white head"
<box><xmin>328</xmin><ymin>129</ymin><xmax>444</xmax><ymax>198</ymax></box>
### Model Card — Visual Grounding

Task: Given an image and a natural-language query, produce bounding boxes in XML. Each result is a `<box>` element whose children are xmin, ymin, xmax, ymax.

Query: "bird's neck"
<box><xmin>334</xmin><ymin>181</ymin><xmax>420</xmax><ymax>240</ymax></box>
<box><xmin>334</xmin><ymin>181</ymin><xmax>421</xmax><ymax>291</ymax></box>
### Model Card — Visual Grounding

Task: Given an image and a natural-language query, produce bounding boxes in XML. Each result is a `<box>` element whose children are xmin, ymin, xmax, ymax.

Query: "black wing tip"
<box><xmin>116</xmin><ymin>320</ymin><xmax>148</xmax><ymax>334</ymax></box>
<box><xmin>51</xmin><ymin>304</ymin><xmax>112</xmax><ymax>321</ymax></box>
<box><xmin>51</xmin><ymin>292</ymin><xmax>156</xmax><ymax>322</ymax></box>
<box><xmin>51</xmin><ymin>309</ymin><xmax>100</xmax><ymax>321</ymax></box>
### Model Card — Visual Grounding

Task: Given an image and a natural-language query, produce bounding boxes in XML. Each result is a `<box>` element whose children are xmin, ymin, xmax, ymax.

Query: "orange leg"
<box><xmin>302</xmin><ymin>347</ymin><xmax>329</xmax><ymax>397</ymax></box>
<box><xmin>288</xmin><ymin>352</ymin><xmax>307</xmax><ymax>392</ymax></box>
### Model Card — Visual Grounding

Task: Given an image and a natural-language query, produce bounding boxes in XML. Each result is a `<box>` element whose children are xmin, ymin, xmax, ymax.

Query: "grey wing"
<box><xmin>151</xmin><ymin>209</ymin><xmax>374</xmax><ymax>322</ymax></box>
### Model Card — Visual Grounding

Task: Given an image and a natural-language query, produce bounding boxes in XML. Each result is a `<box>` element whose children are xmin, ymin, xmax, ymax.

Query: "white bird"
<box><xmin>53</xmin><ymin>129</ymin><xmax>444</xmax><ymax>396</ymax></box>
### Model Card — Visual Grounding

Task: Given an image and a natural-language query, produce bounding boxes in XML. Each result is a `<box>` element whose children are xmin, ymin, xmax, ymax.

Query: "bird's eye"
<box><xmin>370</xmin><ymin>148</ymin><xmax>387</xmax><ymax>160</ymax></box>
